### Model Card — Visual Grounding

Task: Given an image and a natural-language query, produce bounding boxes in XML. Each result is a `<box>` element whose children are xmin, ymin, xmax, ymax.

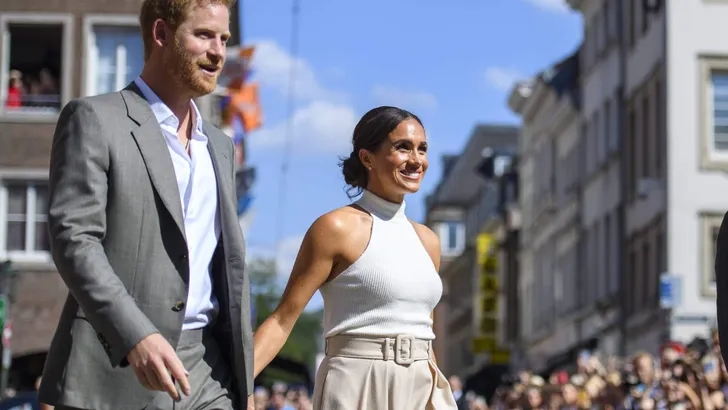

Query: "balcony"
<box><xmin>1</xmin><ymin>14</ymin><xmax>73</xmax><ymax>122</ymax></box>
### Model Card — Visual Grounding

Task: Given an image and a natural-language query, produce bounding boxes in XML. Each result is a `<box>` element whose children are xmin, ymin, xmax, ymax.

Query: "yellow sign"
<box><xmin>477</xmin><ymin>234</ymin><xmax>492</xmax><ymax>265</ymax></box>
<box><xmin>471</xmin><ymin>336</ymin><xmax>497</xmax><ymax>353</ymax></box>
<box><xmin>490</xmin><ymin>349</ymin><xmax>511</xmax><ymax>364</ymax></box>
<box><xmin>472</xmin><ymin>233</ymin><xmax>511</xmax><ymax>363</ymax></box>
<box><xmin>480</xmin><ymin>275</ymin><xmax>499</xmax><ymax>293</ymax></box>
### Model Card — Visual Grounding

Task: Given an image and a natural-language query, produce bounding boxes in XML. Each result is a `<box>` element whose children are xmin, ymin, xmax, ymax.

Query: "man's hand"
<box><xmin>247</xmin><ymin>394</ymin><xmax>255</xmax><ymax>410</ymax></box>
<box><xmin>126</xmin><ymin>333</ymin><xmax>190</xmax><ymax>401</ymax></box>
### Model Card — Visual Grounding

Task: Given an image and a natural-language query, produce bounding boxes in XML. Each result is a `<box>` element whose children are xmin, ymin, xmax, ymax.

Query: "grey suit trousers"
<box><xmin>55</xmin><ymin>329</ymin><xmax>234</xmax><ymax>410</ymax></box>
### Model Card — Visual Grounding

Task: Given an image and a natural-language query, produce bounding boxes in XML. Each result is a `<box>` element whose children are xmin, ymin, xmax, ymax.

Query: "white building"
<box><xmin>509</xmin><ymin>51</ymin><xmax>589</xmax><ymax>372</ymax></box>
<box><xmin>566</xmin><ymin>0</ymin><xmax>721</xmax><ymax>353</ymax></box>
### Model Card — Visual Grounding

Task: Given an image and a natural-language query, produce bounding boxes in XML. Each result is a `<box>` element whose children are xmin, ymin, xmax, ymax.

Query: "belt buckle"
<box><xmin>395</xmin><ymin>334</ymin><xmax>415</xmax><ymax>365</ymax></box>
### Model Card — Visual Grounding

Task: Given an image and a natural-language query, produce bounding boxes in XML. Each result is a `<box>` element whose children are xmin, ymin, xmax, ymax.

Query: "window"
<box><xmin>84</xmin><ymin>17</ymin><xmax>144</xmax><ymax>96</ymax></box>
<box><xmin>0</xmin><ymin>14</ymin><xmax>73</xmax><ymax>118</ymax></box>
<box><xmin>604</xmin><ymin>100</ymin><xmax>612</xmax><ymax>158</ymax></box>
<box><xmin>711</xmin><ymin>73</ymin><xmax>728</xmax><ymax>151</ymax></box>
<box><xmin>642</xmin><ymin>242</ymin><xmax>651</xmax><ymax>309</ymax></box>
<box><xmin>642</xmin><ymin>95</ymin><xmax>650</xmax><ymax>178</ymax></box>
<box><xmin>438</xmin><ymin>221</ymin><xmax>465</xmax><ymax>257</ymax></box>
<box><xmin>655</xmin><ymin>78</ymin><xmax>663</xmax><ymax>174</ymax></box>
<box><xmin>604</xmin><ymin>214</ymin><xmax>612</xmax><ymax>297</ymax></box>
<box><xmin>628</xmin><ymin>249</ymin><xmax>638</xmax><ymax>315</ymax></box>
<box><xmin>699</xmin><ymin>57</ymin><xmax>728</xmax><ymax>170</ymax></box>
<box><xmin>0</xmin><ymin>180</ymin><xmax>50</xmax><ymax>261</ymax></box>
<box><xmin>701</xmin><ymin>213</ymin><xmax>722</xmax><ymax>297</ymax></box>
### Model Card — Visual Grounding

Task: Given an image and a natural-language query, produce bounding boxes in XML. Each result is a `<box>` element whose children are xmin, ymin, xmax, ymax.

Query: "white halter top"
<box><xmin>320</xmin><ymin>190</ymin><xmax>443</xmax><ymax>340</ymax></box>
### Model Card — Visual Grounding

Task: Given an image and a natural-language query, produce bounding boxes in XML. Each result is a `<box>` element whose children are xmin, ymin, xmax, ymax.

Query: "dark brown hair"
<box><xmin>340</xmin><ymin>106</ymin><xmax>423</xmax><ymax>199</ymax></box>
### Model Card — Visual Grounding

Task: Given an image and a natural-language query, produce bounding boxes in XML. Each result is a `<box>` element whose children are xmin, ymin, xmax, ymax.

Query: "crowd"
<box><xmin>463</xmin><ymin>330</ymin><xmax>728</xmax><ymax>409</ymax></box>
<box><xmin>252</xmin><ymin>382</ymin><xmax>313</xmax><ymax>410</ymax></box>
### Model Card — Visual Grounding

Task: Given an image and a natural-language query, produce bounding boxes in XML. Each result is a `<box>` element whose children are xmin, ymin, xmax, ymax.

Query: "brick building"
<box><xmin>0</xmin><ymin>0</ymin><xmax>240</xmax><ymax>390</ymax></box>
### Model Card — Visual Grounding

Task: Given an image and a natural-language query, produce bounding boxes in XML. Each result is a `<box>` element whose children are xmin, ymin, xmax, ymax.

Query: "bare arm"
<box><xmin>252</xmin><ymin>213</ymin><xmax>345</xmax><ymax>377</ymax></box>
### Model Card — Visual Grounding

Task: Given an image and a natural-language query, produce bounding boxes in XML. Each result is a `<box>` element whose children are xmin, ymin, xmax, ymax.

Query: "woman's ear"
<box><xmin>359</xmin><ymin>149</ymin><xmax>373</xmax><ymax>170</ymax></box>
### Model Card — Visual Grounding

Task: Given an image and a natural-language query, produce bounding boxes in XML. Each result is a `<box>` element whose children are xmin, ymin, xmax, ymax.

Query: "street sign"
<box><xmin>660</xmin><ymin>273</ymin><xmax>682</xmax><ymax>309</ymax></box>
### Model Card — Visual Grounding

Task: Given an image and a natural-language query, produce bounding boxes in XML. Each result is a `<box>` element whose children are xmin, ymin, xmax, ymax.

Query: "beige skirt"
<box><xmin>312</xmin><ymin>335</ymin><xmax>458</xmax><ymax>410</ymax></box>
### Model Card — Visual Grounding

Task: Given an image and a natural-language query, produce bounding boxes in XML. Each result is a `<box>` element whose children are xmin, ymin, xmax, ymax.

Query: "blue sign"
<box><xmin>660</xmin><ymin>274</ymin><xmax>682</xmax><ymax>309</ymax></box>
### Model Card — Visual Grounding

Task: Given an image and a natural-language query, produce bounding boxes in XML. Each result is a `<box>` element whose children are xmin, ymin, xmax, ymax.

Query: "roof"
<box><xmin>426</xmin><ymin>124</ymin><xmax>519</xmax><ymax>210</ymax></box>
<box><xmin>543</xmin><ymin>49</ymin><xmax>580</xmax><ymax>108</ymax></box>
<box><xmin>508</xmin><ymin>48</ymin><xmax>581</xmax><ymax>115</ymax></box>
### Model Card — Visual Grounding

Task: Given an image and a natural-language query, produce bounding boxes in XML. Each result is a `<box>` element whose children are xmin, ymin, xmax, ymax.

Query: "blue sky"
<box><xmin>239</xmin><ymin>0</ymin><xmax>583</xmax><ymax>309</ymax></box>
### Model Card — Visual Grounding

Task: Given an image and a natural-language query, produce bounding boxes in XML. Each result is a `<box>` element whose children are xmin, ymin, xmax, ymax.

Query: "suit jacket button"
<box><xmin>172</xmin><ymin>301</ymin><xmax>186</xmax><ymax>312</ymax></box>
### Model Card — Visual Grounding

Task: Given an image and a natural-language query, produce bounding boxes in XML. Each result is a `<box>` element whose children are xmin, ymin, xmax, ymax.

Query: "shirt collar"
<box><xmin>133</xmin><ymin>76</ymin><xmax>204</xmax><ymax>133</ymax></box>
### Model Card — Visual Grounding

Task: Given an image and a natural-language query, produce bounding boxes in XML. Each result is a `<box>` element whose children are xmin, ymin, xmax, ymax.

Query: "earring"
<box><xmin>368</xmin><ymin>167</ymin><xmax>372</xmax><ymax>170</ymax></box>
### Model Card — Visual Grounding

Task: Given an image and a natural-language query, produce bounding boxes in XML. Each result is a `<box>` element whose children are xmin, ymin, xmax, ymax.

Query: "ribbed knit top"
<box><xmin>320</xmin><ymin>190</ymin><xmax>443</xmax><ymax>340</ymax></box>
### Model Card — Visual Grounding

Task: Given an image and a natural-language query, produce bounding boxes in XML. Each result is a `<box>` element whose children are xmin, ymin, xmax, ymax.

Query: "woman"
<box><xmin>253</xmin><ymin>106</ymin><xmax>457</xmax><ymax>409</ymax></box>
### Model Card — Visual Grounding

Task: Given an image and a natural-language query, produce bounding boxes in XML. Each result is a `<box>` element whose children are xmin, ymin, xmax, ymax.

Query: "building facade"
<box><xmin>564</xmin><ymin>0</ymin><xmax>720</xmax><ymax>355</ymax></box>
<box><xmin>0</xmin><ymin>0</ymin><xmax>239</xmax><ymax>390</ymax></box>
<box><xmin>572</xmin><ymin>0</ymin><xmax>624</xmax><ymax>359</ymax></box>
<box><xmin>425</xmin><ymin>125</ymin><xmax>518</xmax><ymax>382</ymax></box>
<box><xmin>509</xmin><ymin>50</ymin><xmax>597</xmax><ymax>373</ymax></box>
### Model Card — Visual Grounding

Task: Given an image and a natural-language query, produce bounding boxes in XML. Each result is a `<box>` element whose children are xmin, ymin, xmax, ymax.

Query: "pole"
<box><xmin>0</xmin><ymin>321</ymin><xmax>12</xmax><ymax>399</ymax></box>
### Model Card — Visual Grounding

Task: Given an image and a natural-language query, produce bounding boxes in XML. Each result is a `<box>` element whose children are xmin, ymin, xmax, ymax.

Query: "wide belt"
<box><xmin>324</xmin><ymin>334</ymin><xmax>432</xmax><ymax>365</ymax></box>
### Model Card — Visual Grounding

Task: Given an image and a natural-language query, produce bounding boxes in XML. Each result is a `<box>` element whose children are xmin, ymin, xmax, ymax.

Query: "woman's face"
<box><xmin>527</xmin><ymin>388</ymin><xmax>542</xmax><ymax>407</ymax></box>
<box><xmin>363</xmin><ymin>119</ymin><xmax>428</xmax><ymax>200</ymax></box>
<box><xmin>561</xmin><ymin>384</ymin><xmax>578</xmax><ymax>404</ymax></box>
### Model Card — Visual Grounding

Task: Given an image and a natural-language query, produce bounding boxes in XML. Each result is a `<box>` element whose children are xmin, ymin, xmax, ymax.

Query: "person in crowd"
<box><xmin>450</xmin><ymin>375</ymin><xmax>469</xmax><ymax>410</ymax></box>
<box><xmin>6</xmin><ymin>69</ymin><xmax>24</xmax><ymax>109</ymax></box>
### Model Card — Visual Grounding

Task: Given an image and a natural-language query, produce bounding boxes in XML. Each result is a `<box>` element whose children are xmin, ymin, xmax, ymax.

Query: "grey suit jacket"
<box><xmin>38</xmin><ymin>83</ymin><xmax>253</xmax><ymax>410</ymax></box>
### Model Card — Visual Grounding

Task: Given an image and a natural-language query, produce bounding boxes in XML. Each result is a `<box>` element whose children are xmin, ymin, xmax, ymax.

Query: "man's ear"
<box><xmin>152</xmin><ymin>18</ymin><xmax>170</xmax><ymax>48</ymax></box>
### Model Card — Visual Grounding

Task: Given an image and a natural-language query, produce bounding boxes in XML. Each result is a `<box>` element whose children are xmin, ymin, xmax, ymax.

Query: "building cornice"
<box><xmin>508</xmin><ymin>80</ymin><xmax>535</xmax><ymax>115</ymax></box>
<box><xmin>566</xmin><ymin>0</ymin><xmax>583</xmax><ymax>12</ymax></box>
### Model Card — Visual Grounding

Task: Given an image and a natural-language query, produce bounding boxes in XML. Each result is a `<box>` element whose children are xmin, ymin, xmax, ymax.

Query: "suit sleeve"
<box><xmin>716</xmin><ymin>211</ymin><xmax>728</xmax><ymax>362</ymax></box>
<box><xmin>48</xmin><ymin>99</ymin><xmax>159</xmax><ymax>367</ymax></box>
<box><xmin>228</xmin><ymin>137</ymin><xmax>255</xmax><ymax>396</ymax></box>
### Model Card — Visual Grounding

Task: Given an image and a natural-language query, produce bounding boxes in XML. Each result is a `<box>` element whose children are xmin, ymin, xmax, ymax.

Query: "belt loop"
<box><xmin>383</xmin><ymin>338</ymin><xmax>393</xmax><ymax>361</ymax></box>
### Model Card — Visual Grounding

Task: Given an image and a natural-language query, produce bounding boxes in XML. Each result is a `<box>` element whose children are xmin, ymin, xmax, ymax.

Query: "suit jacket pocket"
<box><xmin>65</xmin><ymin>317</ymin><xmax>154</xmax><ymax>409</ymax></box>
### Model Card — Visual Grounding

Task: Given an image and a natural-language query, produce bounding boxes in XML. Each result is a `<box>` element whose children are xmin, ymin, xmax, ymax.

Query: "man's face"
<box><xmin>163</xmin><ymin>3</ymin><xmax>230</xmax><ymax>98</ymax></box>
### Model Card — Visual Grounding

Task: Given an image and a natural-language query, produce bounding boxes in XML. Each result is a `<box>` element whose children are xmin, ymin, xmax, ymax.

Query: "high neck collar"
<box><xmin>357</xmin><ymin>190</ymin><xmax>406</xmax><ymax>220</ymax></box>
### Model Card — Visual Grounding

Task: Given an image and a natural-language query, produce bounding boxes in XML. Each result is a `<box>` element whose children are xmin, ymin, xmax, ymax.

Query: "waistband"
<box><xmin>177</xmin><ymin>328</ymin><xmax>208</xmax><ymax>347</ymax></box>
<box><xmin>325</xmin><ymin>334</ymin><xmax>432</xmax><ymax>365</ymax></box>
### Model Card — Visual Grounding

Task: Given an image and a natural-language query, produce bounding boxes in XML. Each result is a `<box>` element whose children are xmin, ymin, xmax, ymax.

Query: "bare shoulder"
<box><xmin>308</xmin><ymin>205</ymin><xmax>371</xmax><ymax>247</ymax></box>
<box><xmin>409</xmin><ymin>220</ymin><xmax>441</xmax><ymax>269</ymax></box>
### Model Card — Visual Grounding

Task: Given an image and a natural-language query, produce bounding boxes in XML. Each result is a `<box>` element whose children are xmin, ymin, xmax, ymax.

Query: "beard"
<box><xmin>163</xmin><ymin>35</ymin><xmax>220</xmax><ymax>98</ymax></box>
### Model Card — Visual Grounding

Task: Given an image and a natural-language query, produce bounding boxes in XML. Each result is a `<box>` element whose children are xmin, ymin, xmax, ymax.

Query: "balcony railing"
<box><xmin>3</xmin><ymin>94</ymin><xmax>61</xmax><ymax>115</ymax></box>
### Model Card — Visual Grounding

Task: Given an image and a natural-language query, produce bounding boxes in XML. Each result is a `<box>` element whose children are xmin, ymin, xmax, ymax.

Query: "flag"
<box><xmin>230</xmin><ymin>82</ymin><xmax>263</xmax><ymax>133</ymax></box>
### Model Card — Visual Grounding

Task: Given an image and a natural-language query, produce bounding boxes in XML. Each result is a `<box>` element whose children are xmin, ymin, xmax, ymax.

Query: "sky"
<box><xmin>239</xmin><ymin>0</ymin><xmax>583</xmax><ymax>310</ymax></box>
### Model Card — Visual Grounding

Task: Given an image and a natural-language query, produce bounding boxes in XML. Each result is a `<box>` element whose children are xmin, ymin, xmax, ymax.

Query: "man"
<box><xmin>718</xmin><ymin>213</ymin><xmax>728</xmax><ymax>365</ymax></box>
<box><xmin>38</xmin><ymin>1</ymin><xmax>253</xmax><ymax>409</ymax></box>
<box><xmin>448</xmin><ymin>375</ymin><xmax>468</xmax><ymax>410</ymax></box>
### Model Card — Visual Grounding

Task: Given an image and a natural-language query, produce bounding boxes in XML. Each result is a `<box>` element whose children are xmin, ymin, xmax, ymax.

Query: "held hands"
<box><xmin>127</xmin><ymin>333</ymin><xmax>191</xmax><ymax>401</ymax></box>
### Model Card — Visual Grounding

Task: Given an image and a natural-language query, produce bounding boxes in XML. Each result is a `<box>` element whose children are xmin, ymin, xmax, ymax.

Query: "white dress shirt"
<box><xmin>134</xmin><ymin>77</ymin><xmax>221</xmax><ymax>330</ymax></box>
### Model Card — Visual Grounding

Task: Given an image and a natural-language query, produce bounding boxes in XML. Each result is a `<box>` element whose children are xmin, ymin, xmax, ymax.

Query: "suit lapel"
<box><xmin>204</xmin><ymin>123</ymin><xmax>234</xmax><ymax>229</ymax></box>
<box><xmin>121</xmin><ymin>83</ymin><xmax>186</xmax><ymax>239</ymax></box>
